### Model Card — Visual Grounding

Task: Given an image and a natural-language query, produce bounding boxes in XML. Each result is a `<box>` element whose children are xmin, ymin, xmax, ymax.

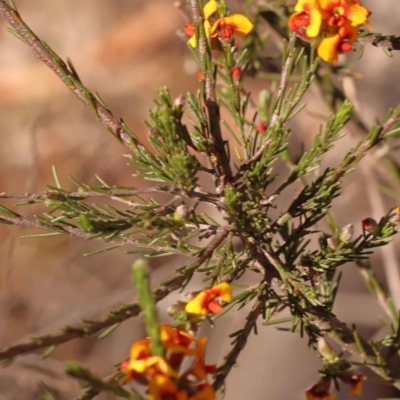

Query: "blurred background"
<box><xmin>0</xmin><ymin>0</ymin><xmax>400</xmax><ymax>398</ymax></box>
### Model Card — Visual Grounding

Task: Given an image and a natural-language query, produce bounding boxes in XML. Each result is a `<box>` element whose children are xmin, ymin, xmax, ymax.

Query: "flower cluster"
<box><xmin>121</xmin><ymin>284</ymin><xmax>232</xmax><ymax>400</ymax></box>
<box><xmin>122</xmin><ymin>324</ymin><xmax>216</xmax><ymax>400</ymax></box>
<box><xmin>184</xmin><ymin>0</ymin><xmax>253</xmax><ymax>49</ymax></box>
<box><xmin>288</xmin><ymin>0</ymin><xmax>371</xmax><ymax>63</ymax></box>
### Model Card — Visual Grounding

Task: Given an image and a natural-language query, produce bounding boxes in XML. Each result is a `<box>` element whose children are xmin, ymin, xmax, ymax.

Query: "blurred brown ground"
<box><xmin>0</xmin><ymin>0</ymin><xmax>399</xmax><ymax>399</ymax></box>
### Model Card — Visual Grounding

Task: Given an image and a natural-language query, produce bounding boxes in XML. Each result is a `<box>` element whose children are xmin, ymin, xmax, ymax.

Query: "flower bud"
<box><xmin>167</xmin><ymin>303</ymin><xmax>184</xmax><ymax>316</ymax></box>
<box><xmin>388</xmin><ymin>206</ymin><xmax>400</xmax><ymax>224</ymax></box>
<box><xmin>340</xmin><ymin>223</ymin><xmax>354</xmax><ymax>243</ymax></box>
<box><xmin>183</xmin><ymin>291</ymin><xmax>199</xmax><ymax>302</ymax></box>
<box><xmin>174</xmin><ymin>205</ymin><xmax>188</xmax><ymax>222</ymax></box>
<box><xmin>257</xmin><ymin>123</ymin><xmax>267</xmax><ymax>133</ymax></box>
<box><xmin>173</xmin><ymin>95</ymin><xmax>186</xmax><ymax>119</ymax></box>
<box><xmin>174</xmin><ymin>94</ymin><xmax>186</xmax><ymax>109</ymax></box>
<box><xmin>362</xmin><ymin>218</ymin><xmax>378</xmax><ymax>235</ymax></box>
<box><xmin>232</xmin><ymin>67</ymin><xmax>241</xmax><ymax>79</ymax></box>
<box><xmin>218</xmin><ymin>27</ymin><xmax>234</xmax><ymax>47</ymax></box>
<box><xmin>317</xmin><ymin>337</ymin><xmax>335</xmax><ymax>362</ymax></box>
<box><xmin>327</xmin><ymin>237</ymin><xmax>338</xmax><ymax>250</ymax></box>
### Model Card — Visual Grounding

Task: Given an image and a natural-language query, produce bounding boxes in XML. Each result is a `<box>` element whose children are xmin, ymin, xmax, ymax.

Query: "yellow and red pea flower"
<box><xmin>185</xmin><ymin>0</ymin><xmax>253</xmax><ymax>48</ymax></box>
<box><xmin>288</xmin><ymin>0</ymin><xmax>371</xmax><ymax>63</ymax></box>
<box><xmin>121</xmin><ymin>324</ymin><xmax>217</xmax><ymax>400</ymax></box>
<box><xmin>209</xmin><ymin>14</ymin><xmax>253</xmax><ymax>46</ymax></box>
<box><xmin>317</xmin><ymin>20</ymin><xmax>358</xmax><ymax>63</ymax></box>
<box><xmin>319</xmin><ymin>0</ymin><xmax>371</xmax><ymax>28</ymax></box>
<box><xmin>185</xmin><ymin>282</ymin><xmax>232</xmax><ymax>316</ymax></box>
<box><xmin>288</xmin><ymin>0</ymin><xmax>326</xmax><ymax>39</ymax></box>
<box><xmin>160</xmin><ymin>324</ymin><xmax>198</xmax><ymax>355</ymax></box>
<box><xmin>122</xmin><ymin>326</ymin><xmax>197</xmax><ymax>381</ymax></box>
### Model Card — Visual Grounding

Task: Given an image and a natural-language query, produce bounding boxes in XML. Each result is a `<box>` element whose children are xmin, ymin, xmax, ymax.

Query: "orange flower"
<box><xmin>288</xmin><ymin>0</ymin><xmax>371</xmax><ymax>63</ymax></box>
<box><xmin>210</xmin><ymin>14</ymin><xmax>254</xmax><ymax>46</ymax></box>
<box><xmin>149</xmin><ymin>375</ymin><xmax>188</xmax><ymax>400</ymax></box>
<box><xmin>288</xmin><ymin>0</ymin><xmax>326</xmax><ymax>38</ymax></box>
<box><xmin>123</xmin><ymin>336</ymin><xmax>177</xmax><ymax>380</ymax></box>
<box><xmin>160</xmin><ymin>324</ymin><xmax>197</xmax><ymax>355</ymax></box>
<box><xmin>319</xmin><ymin>0</ymin><xmax>371</xmax><ymax>29</ymax></box>
<box><xmin>190</xmin><ymin>337</ymin><xmax>216</xmax><ymax>380</ymax></box>
<box><xmin>127</xmin><ymin>356</ymin><xmax>178</xmax><ymax>379</ymax></box>
<box><xmin>317</xmin><ymin>19</ymin><xmax>358</xmax><ymax>63</ymax></box>
<box><xmin>122</xmin><ymin>326</ymin><xmax>217</xmax><ymax>400</ymax></box>
<box><xmin>185</xmin><ymin>283</ymin><xmax>232</xmax><ymax>316</ymax></box>
<box><xmin>306</xmin><ymin>377</ymin><xmax>336</xmax><ymax>400</ymax></box>
<box><xmin>339</xmin><ymin>372</ymin><xmax>364</xmax><ymax>396</ymax></box>
<box><xmin>186</xmin><ymin>0</ymin><xmax>253</xmax><ymax>47</ymax></box>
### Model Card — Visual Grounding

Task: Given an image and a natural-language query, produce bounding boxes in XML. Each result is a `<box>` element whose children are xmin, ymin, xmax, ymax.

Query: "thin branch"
<box><xmin>70</xmin><ymin>371</ymin><xmax>122</xmax><ymax>400</ymax></box>
<box><xmin>0</xmin><ymin>213</ymin><xmax>192</xmax><ymax>256</ymax></box>
<box><xmin>0</xmin><ymin>0</ymin><xmax>139</xmax><ymax>150</ymax></box>
<box><xmin>358</xmin><ymin>33</ymin><xmax>400</xmax><ymax>51</ymax></box>
<box><xmin>269</xmin><ymin>35</ymin><xmax>296</xmax><ymax>126</ymax></box>
<box><xmin>0</xmin><ymin>226</ymin><xmax>231</xmax><ymax>361</ymax></box>
<box><xmin>356</xmin><ymin>261</ymin><xmax>397</xmax><ymax>325</ymax></box>
<box><xmin>189</xmin><ymin>0</ymin><xmax>232</xmax><ymax>185</ymax></box>
<box><xmin>0</xmin><ymin>185</ymin><xmax>218</xmax><ymax>206</ymax></box>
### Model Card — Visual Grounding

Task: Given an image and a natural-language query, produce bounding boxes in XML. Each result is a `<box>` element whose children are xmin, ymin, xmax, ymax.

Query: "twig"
<box><xmin>189</xmin><ymin>0</ymin><xmax>232</xmax><ymax>185</ymax></box>
<box><xmin>0</xmin><ymin>213</ymin><xmax>191</xmax><ymax>256</ymax></box>
<box><xmin>358</xmin><ymin>33</ymin><xmax>400</xmax><ymax>51</ymax></box>
<box><xmin>0</xmin><ymin>0</ymin><xmax>138</xmax><ymax>150</ymax></box>
<box><xmin>0</xmin><ymin>185</ymin><xmax>218</xmax><ymax>206</ymax></box>
<box><xmin>356</xmin><ymin>261</ymin><xmax>397</xmax><ymax>324</ymax></box>
<box><xmin>0</xmin><ymin>226</ymin><xmax>230</xmax><ymax>361</ymax></box>
<box><xmin>70</xmin><ymin>370</ymin><xmax>121</xmax><ymax>400</ymax></box>
<box><xmin>269</xmin><ymin>35</ymin><xmax>295</xmax><ymax>126</ymax></box>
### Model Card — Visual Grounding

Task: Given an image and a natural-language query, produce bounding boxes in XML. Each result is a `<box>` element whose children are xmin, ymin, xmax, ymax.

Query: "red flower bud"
<box><xmin>339</xmin><ymin>41</ymin><xmax>353</xmax><ymax>53</ymax></box>
<box><xmin>257</xmin><ymin>123</ymin><xmax>268</xmax><ymax>132</ymax></box>
<box><xmin>232</xmin><ymin>67</ymin><xmax>241</xmax><ymax>78</ymax></box>
<box><xmin>362</xmin><ymin>218</ymin><xmax>378</xmax><ymax>234</ymax></box>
